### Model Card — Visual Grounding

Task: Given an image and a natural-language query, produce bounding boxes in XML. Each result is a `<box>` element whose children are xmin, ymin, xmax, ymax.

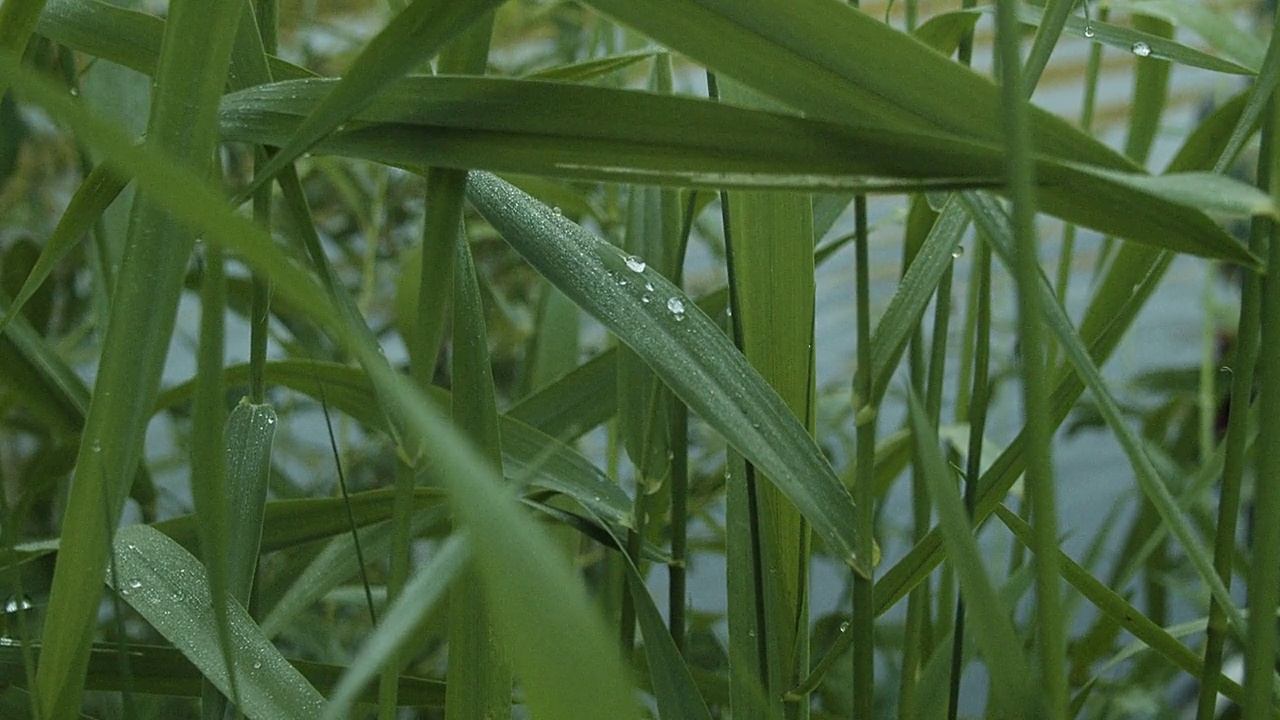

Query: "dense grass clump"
<box><xmin>0</xmin><ymin>0</ymin><xmax>1277</xmax><ymax>718</ymax></box>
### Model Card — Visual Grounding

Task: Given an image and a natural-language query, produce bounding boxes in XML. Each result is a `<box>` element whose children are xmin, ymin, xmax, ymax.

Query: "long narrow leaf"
<box><xmin>465</xmin><ymin>170</ymin><xmax>869</xmax><ymax>577</ymax></box>
<box><xmin>108</xmin><ymin>524</ymin><xmax>327</xmax><ymax>718</ymax></box>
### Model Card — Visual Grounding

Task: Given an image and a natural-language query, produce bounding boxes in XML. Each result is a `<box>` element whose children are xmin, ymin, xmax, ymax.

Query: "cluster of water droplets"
<box><xmin>623</xmin><ymin>253</ymin><xmax>687</xmax><ymax>321</ymax></box>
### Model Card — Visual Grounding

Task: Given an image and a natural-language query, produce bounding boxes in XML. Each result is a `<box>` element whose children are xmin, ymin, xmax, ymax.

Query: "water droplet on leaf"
<box><xmin>1131</xmin><ymin>41</ymin><xmax>1151</xmax><ymax>57</ymax></box>
<box><xmin>1083</xmin><ymin>25</ymin><xmax>1095</xmax><ymax>38</ymax></box>
<box><xmin>624</xmin><ymin>255</ymin><xmax>646</xmax><ymax>273</ymax></box>
<box><xmin>666</xmin><ymin>297</ymin><xmax>686</xmax><ymax>321</ymax></box>
<box><xmin>951</xmin><ymin>246</ymin><xmax>965</xmax><ymax>259</ymax></box>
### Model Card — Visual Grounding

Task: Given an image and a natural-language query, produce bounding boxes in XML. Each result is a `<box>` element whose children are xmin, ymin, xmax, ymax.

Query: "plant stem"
<box><xmin>994</xmin><ymin>0</ymin><xmax>1066</xmax><ymax>716</ymax></box>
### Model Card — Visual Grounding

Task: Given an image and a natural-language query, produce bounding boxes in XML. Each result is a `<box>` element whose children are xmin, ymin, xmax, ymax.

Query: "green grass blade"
<box><xmin>0</xmin><ymin>292</ymin><xmax>89</xmax><ymax>438</ymax></box>
<box><xmin>219</xmin><ymin>76</ymin><xmax>1256</xmax><ymax>264</ymax></box>
<box><xmin>397</xmin><ymin>14</ymin><xmax>494</xmax><ymax>719</ymax></box>
<box><xmin>156</xmin><ymin>360</ymin><xmax>635</xmax><ymax>528</ymax></box>
<box><xmin>0</xmin><ymin>164</ymin><xmax>127</xmax><ymax>338</ymax></box>
<box><xmin>191</xmin><ymin>242</ymin><xmax>238</xmax><ymax>717</ymax></box>
<box><xmin>320</xmin><ymin>536</ymin><xmax>468</xmax><ymax>719</ymax></box>
<box><xmin>35</xmin><ymin>0</ymin><xmax>312</xmax><ymax>82</ymax></box>
<box><xmin>445</xmin><ymin>203</ymin><xmax>511</xmax><ymax>720</ymax></box>
<box><xmin>583</xmin><ymin>0</ymin><xmax>1127</xmax><ymax>168</ymax></box>
<box><xmin>244</xmin><ymin>0</ymin><xmax>503</xmax><ymax>196</ymax></box>
<box><xmin>224</xmin><ymin>400</ymin><xmax>276</xmax><ymax>603</ymax></box>
<box><xmin>1125</xmin><ymin>0</ymin><xmax>1266</xmax><ymax>69</ymax></box>
<box><xmin>1124</xmin><ymin>15</ymin><xmax>1173</xmax><ymax>166</ymax></box>
<box><xmin>621</xmin><ymin>540</ymin><xmax>713</xmax><ymax>720</ymax></box>
<box><xmin>24</xmin><ymin>0</ymin><xmax>245</xmax><ymax>711</ymax></box>
<box><xmin>865</xmin><ymin>196</ymin><xmax>967</xmax><ymax>404</ymax></box>
<box><xmin>1245</xmin><ymin>25</ymin><xmax>1280</xmax><ymax>715</ymax></box>
<box><xmin>905</xmin><ymin>392</ymin><xmax>1033</xmax><ymax>716</ymax></box>
<box><xmin>259</xmin><ymin>508</ymin><xmax>447</xmax><ymax>639</ymax></box>
<box><xmin>108</xmin><ymin>524</ymin><xmax>326</xmax><ymax>718</ymax></box>
<box><xmin>931</xmin><ymin>4</ymin><xmax>1256</xmax><ymax>75</ymax></box>
<box><xmin>993</xmin><ymin>504</ymin><xmax>1248</xmax><ymax>706</ymax></box>
<box><xmin>464</xmin><ymin>171</ymin><xmax>868</xmax><ymax>577</ymax></box>
<box><xmin>961</xmin><ymin>190</ymin><xmax>1250</xmax><ymax>638</ymax></box>
<box><xmin>716</xmin><ymin>77</ymin><xmax>815</xmax><ymax>719</ymax></box>
<box><xmin>0</xmin><ymin>641</ymin><xmax>447</xmax><ymax>706</ymax></box>
<box><xmin>993</xmin><ymin>0</ymin><xmax>1065</xmax><ymax>711</ymax></box>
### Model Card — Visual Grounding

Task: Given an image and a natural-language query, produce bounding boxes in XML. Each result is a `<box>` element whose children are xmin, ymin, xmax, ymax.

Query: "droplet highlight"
<box><xmin>624</xmin><ymin>255</ymin><xmax>646</xmax><ymax>273</ymax></box>
<box><xmin>1131</xmin><ymin>41</ymin><xmax>1151</xmax><ymax>57</ymax></box>
<box><xmin>552</xmin><ymin>206</ymin><xmax>563</xmax><ymax>216</ymax></box>
<box><xmin>666</xmin><ymin>297</ymin><xmax>686</xmax><ymax>321</ymax></box>
<box><xmin>1083</xmin><ymin>25</ymin><xmax>1095</xmax><ymax>38</ymax></box>
<box><xmin>951</xmin><ymin>246</ymin><xmax>965</xmax><ymax>259</ymax></box>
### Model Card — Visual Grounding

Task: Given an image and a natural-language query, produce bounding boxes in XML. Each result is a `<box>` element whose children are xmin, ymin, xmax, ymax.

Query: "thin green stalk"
<box><xmin>994</xmin><ymin>0</ymin><xmax>1065</xmax><ymax>717</ymax></box>
<box><xmin>391</xmin><ymin>17</ymin><xmax>493</xmax><ymax>717</ymax></box>
<box><xmin>1055</xmin><ymin>10</ymin><xmax>1104</xmax><ymax>307</ymax></box>
<box><xmin>667</xmin><ymin>191</ymin><xmax>698</xmax><ymax>654</ymax></box>
<box><xmin>1243</xmin><ymin>41</ymin><xmax>1280</xmax><ymax>717</ymax></box>
<box><xmin>194</xmin><ymin>241</ymin><xmax>239</xmax><ymax>719</ymax></box>
<box><xmin>249</xmin><ymin>0</ymin><xmax>278</xmax><ymax>406</ymax></box>
<box><xmin>948</xmin><ymin>237</ymin><xmax>992</xmax><ymax>720</ymax></box>
<box><xmin>852</xmin><ymin>195</ymin><xmax>875</xmax><ymax>719</ymax></box>
<box><xmin>897</xmin><ymin>200</ymin><xmax>932</xmax><ymax>719</ymax></box>
<box><xmin>925</xmin><ymin>265</ymin><xmax>953</xmax><ymax>424</ymax></box>
<box><xmin>1197</xmin><ymin>121</ymin><xmax>1269</xmax><ymax>720</ymax></box>
<box><xmin>712</xmin><ymin>67</ymin><xmax>815</xmax><ymax>720</ymax></box>
<box><xmin>668</xmin><ymin>399</ymin><xmax>689</xmax><ymax>653</ymax></box>
<box><xmin>1199</xmin><ymin>269</ymin><xmax>1218</xmax><ymax>464</ymax></box>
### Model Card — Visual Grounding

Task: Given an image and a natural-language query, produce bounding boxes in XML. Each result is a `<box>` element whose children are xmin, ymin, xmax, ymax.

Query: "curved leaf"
<box><xmin>107</xmin><ymin>525</ymin><xmax>327</xmax><ymax>719</ymax></box>
<box><xmin>219</xmin><ymin>76</ymin><xmax>1256</xmax><ymax>264</ymax></box>
<box><xmin>464</xmin><ymin>170</ymin><xmax>869</xmax><ymax>576</ymax></box>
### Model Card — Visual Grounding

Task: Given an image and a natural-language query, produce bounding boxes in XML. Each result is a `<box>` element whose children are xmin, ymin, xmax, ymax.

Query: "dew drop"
<box><xmin>951</xmin><ymin>246</ymin><xmax>965</xmax><ymax>259</ymax></box>
<box><xmin>128</xmin><ymin>579</ymin><xmax>143</xmax><ymax>589</ymax></box>
<box><xmin>91</xmin><ymin>440</ymin><xmax>102</xmax><ymax>453</ymax></box>
<box><xmin>552</xmin><ymin>206</ymin><xmax>563</xmax><ymax>216</ymax></box>
<box><xmin>253</xmin><ymin>661</ymin><xmax>263</xmax><ymax>669</ymax></box>
<box><xmin>641</xmin><ymin>295</ymin><xmax>651</xmax><ymax>304</ymax></box>
<box><xmin>1131</xmin><ymin>41</ymin><xmax>1151</xmax><ymax>57</ymax></box>
<box><xmin>624</xmin><ymin>255</ymin><xmax>646</xmax><ymax>273</ymax></box>
<box><xmin>644</xmin><ymin>282</ymin><xmax>654</xmax><ymax>292</ymax></box>
<box><xmin>1083</xmin><ymin>25</ymin><xmax>1095</xmax><ymax>38</ymax></box>
<box><xmin>839</xmin><ymin>621</ymin><xmax>850</xmax><ymax>632</ymax></box>
<box><xmin>666</xmin><ymin>297</ymin><xmax>686</xmax><ymax>321</ymax></box>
